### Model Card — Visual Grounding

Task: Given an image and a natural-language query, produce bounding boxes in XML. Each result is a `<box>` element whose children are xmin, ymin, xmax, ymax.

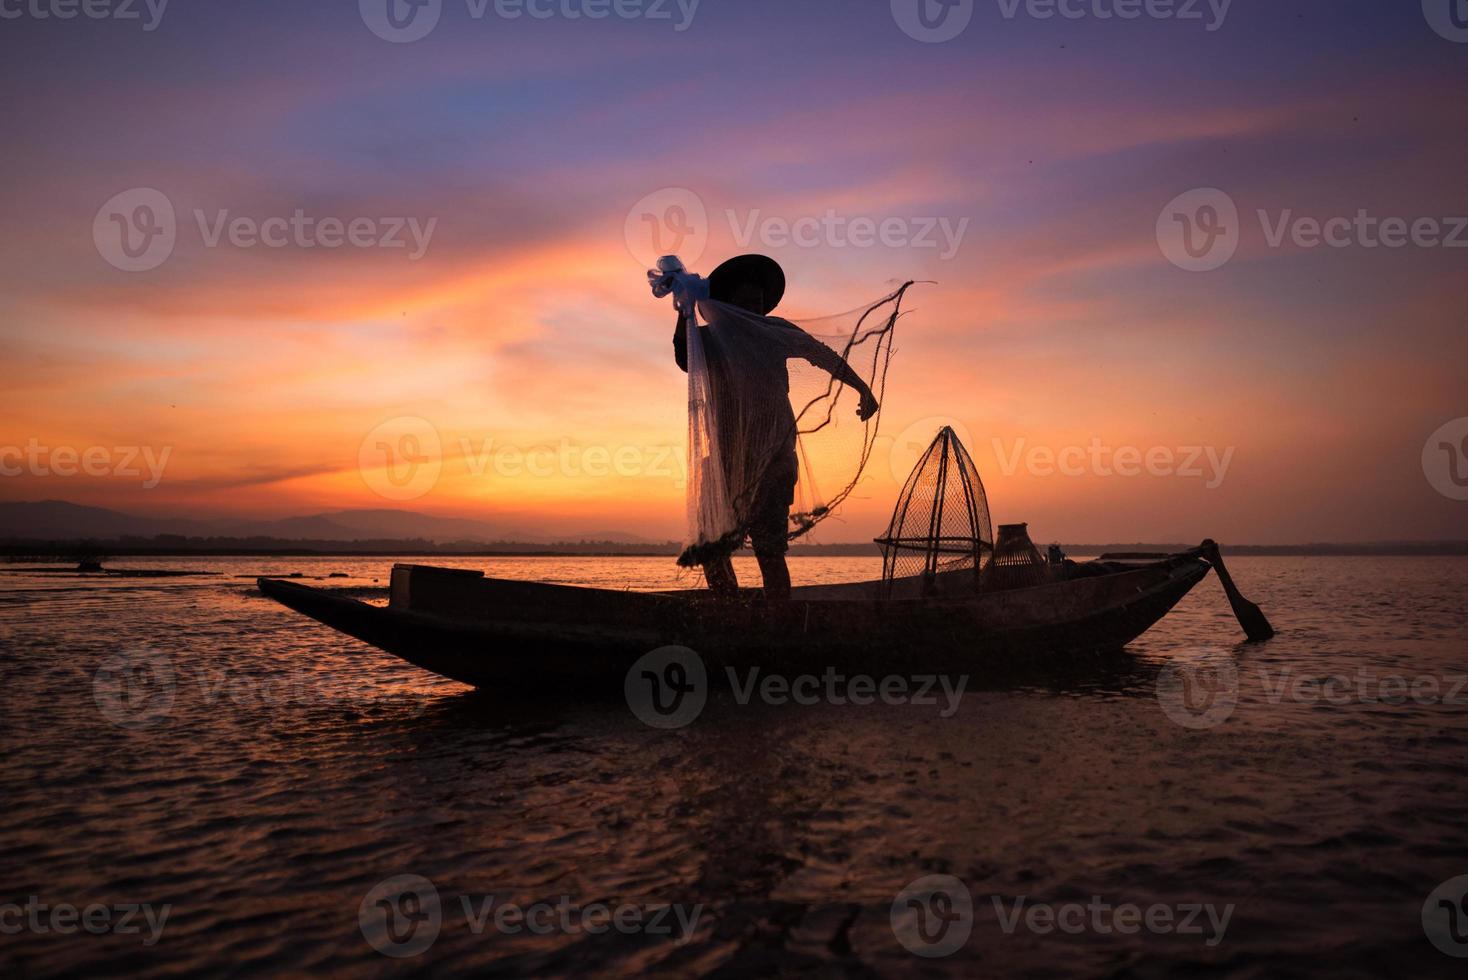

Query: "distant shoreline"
<box><xmin>3</xmin><ymin>540</ymin><xmax>1466</xmax><ymax>559</ymax></box>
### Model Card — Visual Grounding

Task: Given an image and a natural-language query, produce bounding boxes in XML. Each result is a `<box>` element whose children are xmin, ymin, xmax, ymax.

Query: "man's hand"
<box><xmin>857</xmin><ymin>391</ymin><xmax>879</xmax><ymax>421</ymax></box>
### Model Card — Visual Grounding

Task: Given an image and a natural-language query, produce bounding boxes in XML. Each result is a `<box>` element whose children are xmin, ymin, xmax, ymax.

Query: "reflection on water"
<box><xmin>2</xmin><ymin>555</ymin><xmax>1467</xmax><ymax>976</ymax></box>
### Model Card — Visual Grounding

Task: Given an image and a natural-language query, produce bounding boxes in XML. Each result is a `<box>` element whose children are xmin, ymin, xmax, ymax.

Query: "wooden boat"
<box><xmin>257</xmin><ymin>540</ymin><xmax>1271</xmax><ymax>693</ymax></box>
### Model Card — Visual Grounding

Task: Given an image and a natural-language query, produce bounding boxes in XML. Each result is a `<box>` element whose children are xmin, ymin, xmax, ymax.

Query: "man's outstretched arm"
<box><xmin>780</xmin><ymin>320</ymin><xmax>879</xmax><ymax>420</ymax></box>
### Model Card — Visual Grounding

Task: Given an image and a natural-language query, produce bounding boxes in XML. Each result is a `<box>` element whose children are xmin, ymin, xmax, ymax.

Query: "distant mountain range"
<box><xmin>0</xmin><ymin>500</ymin><xmax>658</xmax><ymax>545</ymax></box>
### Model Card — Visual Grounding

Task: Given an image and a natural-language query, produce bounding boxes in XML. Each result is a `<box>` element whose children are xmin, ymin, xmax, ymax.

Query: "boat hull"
<box><xmin>258</xmin><ymin>554</ymin><xmax>1210</xmax><ymax>693</ymax></box>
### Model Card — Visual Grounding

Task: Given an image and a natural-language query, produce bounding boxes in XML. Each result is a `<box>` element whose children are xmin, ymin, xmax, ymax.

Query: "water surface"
<box><xmin>1</xmin><ymin>555</ymin><xmax>1466</xmax><ymax>977</ymax></box>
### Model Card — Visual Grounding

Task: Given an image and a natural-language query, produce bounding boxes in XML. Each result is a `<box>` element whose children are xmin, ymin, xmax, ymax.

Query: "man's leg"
<box><xmin>749</xmin><ymin>452</ymin><xmax>797</xmax><ymax>601</ymax></box>
<box><xmin>704</xmin><ymin>555</ymin><xmax>738</xmax><ymax>596</ymax></box>
<box><xmin>753</xmin><ymin>545</ymin><xmax>791</xmax><ymax>601</ymax></box>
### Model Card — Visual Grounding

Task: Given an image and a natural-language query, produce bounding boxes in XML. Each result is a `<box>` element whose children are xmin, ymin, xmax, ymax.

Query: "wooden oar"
<box><xmin>1199</xmin><ymin>539</ymin><xmax>1275</xmax><ymax>642</ymax></box>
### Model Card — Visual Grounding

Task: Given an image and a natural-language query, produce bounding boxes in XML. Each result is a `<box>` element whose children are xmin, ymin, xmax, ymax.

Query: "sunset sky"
<box><xmin>1</xmin><ymin>0</ymin><xmax>1465</xmax><ymax>543</ymax></box>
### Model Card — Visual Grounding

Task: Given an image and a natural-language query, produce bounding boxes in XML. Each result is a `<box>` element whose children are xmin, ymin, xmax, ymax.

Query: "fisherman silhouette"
<box><xmin>670</xmin><ymin>254</ymin><xmax>879</xmax><ymax>600</ymax></box>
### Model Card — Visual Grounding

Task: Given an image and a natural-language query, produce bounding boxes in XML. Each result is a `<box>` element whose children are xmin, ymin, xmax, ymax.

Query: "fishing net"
<box><xmin>649</xmin><ymin>257</ymin><xmax>914</xmax><ymax>568</ymax></box>
<box><xmin>876</xmin><ymin>425</ymin><xmax>993</xmax><ymax>596</ymax></box>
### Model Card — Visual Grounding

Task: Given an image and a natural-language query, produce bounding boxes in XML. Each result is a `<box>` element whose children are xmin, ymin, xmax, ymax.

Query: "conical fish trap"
<box><xmin>986</xmin><ymin>522</ymin><xmax>1048</xmax><ymax>591</ymax></box>
<box><xmin>876</xmin><ymin>426</ymin><xmax>993</xmax><ymax>596</ymax></box>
